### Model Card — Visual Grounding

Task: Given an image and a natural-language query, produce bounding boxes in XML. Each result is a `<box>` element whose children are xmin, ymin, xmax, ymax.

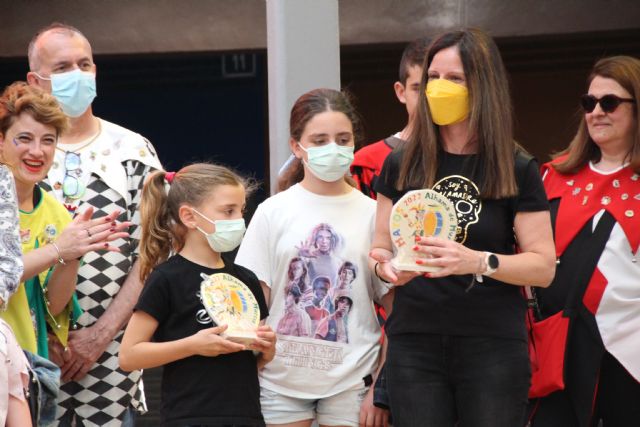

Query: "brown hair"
<box><xmin>0</xmin><ymin>81</ymin><xmax>69</xmax><ymax>137</ymax></box>
<box><xmin>277</xmin><ymin>88</ymin><xmax>362</xmax><ymax>192</ymax></box>
<box><xmin>553</xmin><ymin>56</ymin><xmax>640</xmax><ymax>174</ymax></box>
<box><xmin>398</xmin><ymin>28</ymin><xmax>518</xmax><ymax>198</ymax></box>
<box><xmin>338</xmin><ymin>261</ymin><xmax>357</xmax><ymax>281</ymax></box>
<box><xmin>398</xmin><ymin>37</ymin><xmax>431</xmax><ymax>84</ymax></box>
<box><xmin>139</xmin><ymin>163</ymin><xmax>256</xmax><ymax>282</ymax></box>
<box><xmin>28</xmin><ymin>22</ymin><xmax>91</xmax><ymax>71</ymax></box>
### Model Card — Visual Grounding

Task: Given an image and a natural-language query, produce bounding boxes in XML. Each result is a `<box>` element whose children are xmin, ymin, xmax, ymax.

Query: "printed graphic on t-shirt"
<box><xmin>195</xmin><ymin>288</ymin><xmax>214</xmax><ymax>325</ymax></box>
<box><xmin>433</xmin><ymin>175</ymin><xmax>482</xmax><ymax>243</ymax></box>
<box><xmin>276</xmin><ymin>223</ymin><xmax>355</xmax><ymax>344</ymax></box>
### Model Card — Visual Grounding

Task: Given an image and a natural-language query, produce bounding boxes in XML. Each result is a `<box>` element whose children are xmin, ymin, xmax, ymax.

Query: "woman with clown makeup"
<box><xmin>0</xmin><ymin>83</ymin><xmax>129</xmax><ymax>361</ymax></box>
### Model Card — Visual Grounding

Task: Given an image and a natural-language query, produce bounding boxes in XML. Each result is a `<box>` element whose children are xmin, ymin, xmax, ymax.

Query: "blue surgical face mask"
<box><xmin>298</xmin><ymin>142</ymin><xmax>354</xmax><ymax>182</ymax></box>
<box><xmin>34</xmin><ymin>69</ymin><xmax>97</xmax><ymax>117</ymax></box>
<box><xmin>192</xmin><ymin>208</ymin><xmax>246</xmax><ymax>253</ymax></box>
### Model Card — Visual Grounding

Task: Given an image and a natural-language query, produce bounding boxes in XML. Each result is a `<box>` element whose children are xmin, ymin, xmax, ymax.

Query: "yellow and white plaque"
<box><xmin>200</xmin><ymin>273</ymin><xmax>261</xmax><ymax>345</ymax></box>
<box><xmin>389</xmin><ymin>189</ymin><xmax>458</xmax><ymax>272</ymax></box>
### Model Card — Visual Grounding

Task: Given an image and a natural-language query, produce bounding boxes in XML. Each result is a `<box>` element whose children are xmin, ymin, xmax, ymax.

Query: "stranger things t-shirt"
<box><xmin>375</xmin><ymin>149</ymin><xmax>548</xmax><ymax>340</ymax></box>
<box><xmin>135</xmin><ymin>255</ymin><xmax>269</xmax><ymax>427</ymax></box>
<box><xmin>236</xmin><ymin>184</ymin><xmax>389</xmax><ymax>399</ymax></box>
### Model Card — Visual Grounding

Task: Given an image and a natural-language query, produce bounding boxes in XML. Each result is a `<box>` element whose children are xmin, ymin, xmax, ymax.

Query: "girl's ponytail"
<box><xmin>139</xmin><ymin>171</ymin><xmax>174</xmax><ymax>282</ymax></box>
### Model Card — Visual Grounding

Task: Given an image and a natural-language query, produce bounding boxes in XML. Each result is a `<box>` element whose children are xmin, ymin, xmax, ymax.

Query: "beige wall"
<box><xmin>1</xmin><ymin>0</ymin><xmax>639</xmax><ymax>57</ymax></box>
<box><xmin>340</xmin><ymin>0</ymin><xmax>640</xmax><ymax>43</ymax></box>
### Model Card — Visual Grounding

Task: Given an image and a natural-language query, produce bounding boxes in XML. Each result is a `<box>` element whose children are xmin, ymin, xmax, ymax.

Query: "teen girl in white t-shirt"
<box><xmin>237</xmin><ymin>88</ymin><xmax>392</xmax><ymax>427</ymax></box>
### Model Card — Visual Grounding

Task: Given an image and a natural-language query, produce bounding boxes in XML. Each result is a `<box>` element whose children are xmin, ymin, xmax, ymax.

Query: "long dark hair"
<box><xmin>398</xmin><ymin>28</ymin><xmax>518</xmax><ymax>198</ymax></box>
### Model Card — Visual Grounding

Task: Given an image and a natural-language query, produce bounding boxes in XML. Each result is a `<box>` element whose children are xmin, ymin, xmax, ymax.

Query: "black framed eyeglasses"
<box><xmin>580</xmin><ymin>94</ymin><xmax>636</xmax><ymax>114</ymax></box>
<box><xmin>62</xmin><ymin>152</ymin><xmax>86</xmax><ymax>199</ymax></box>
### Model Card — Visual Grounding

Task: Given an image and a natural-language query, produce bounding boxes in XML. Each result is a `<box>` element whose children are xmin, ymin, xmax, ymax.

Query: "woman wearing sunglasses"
<box><xmin>531</xmin><ymin>56</ymin><xmax>640</xmax><ymax>426</ymax></box>
<box><xmin>0</xmin><ymin>82</ymin><xmax>129</xmax><ymax>361</ymax></box>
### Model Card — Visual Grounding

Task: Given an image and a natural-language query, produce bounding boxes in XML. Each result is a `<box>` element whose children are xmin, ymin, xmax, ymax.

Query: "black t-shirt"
<box><xmin>135</xmin><ymin>254</ymin><xmax>269</xmax><ymax>427</ymax></box>
<box><xmin>375</xmin><ymin>149</ymin><xmax>548</xmax><ymax>340</ymax></box>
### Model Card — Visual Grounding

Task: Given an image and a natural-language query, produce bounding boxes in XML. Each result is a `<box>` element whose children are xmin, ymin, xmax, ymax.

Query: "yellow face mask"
<box><xmin>425</xmin><ymin>79</ymin><xmax>469</xmax><ymax>125</ymax></box>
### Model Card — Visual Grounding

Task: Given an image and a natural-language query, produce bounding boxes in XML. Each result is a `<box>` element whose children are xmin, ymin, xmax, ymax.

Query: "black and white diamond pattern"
<box><xmin>43</xmin><ymin>160</ymin><xmax>153</xmax><ymax>426</ymax></box>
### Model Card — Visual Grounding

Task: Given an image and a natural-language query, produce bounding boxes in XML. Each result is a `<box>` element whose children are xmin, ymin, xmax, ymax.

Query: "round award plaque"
<box><xmin>200</xmin><ymin>272</ymin><xmax>261</xmax><ymax>345</ymax></box>
<box><xmin>389</xmin><ymin>189</ymin><xmax>458</xmax><ymax>272</ymax></box>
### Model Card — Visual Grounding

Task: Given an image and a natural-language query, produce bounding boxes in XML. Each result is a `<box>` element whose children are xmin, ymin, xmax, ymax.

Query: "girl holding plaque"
<box><xmin>119</xmin><ymin>164</ymin><xmax>275</xmax><ymax>427</ymax></box>
<box><xmin>370</xmin><ymin>29</ymin><xmax>556</xmax><ymax>426</ymax></box>
<box><xmin>237</xmin><ymin>89</ymin><xmax>393</xmax><ymax>427</ymax></box>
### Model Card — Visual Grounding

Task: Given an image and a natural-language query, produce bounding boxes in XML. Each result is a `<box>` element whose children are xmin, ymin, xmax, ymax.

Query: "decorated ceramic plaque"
<box><xmin>200</xmin><ymin>272</ymin><xmax>260</xmax><ymax>345</ymax></box>
<box><xmin>389</xmin><ymin>189</ymin><xmax>458</xmax><ymax>272</ymax></box>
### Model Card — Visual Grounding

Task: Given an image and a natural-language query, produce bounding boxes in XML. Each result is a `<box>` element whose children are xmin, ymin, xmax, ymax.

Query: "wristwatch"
<box><xmin>483</xmin><ymin>252</ymin><xmax>499</xmax><ymax>276</ymax></box>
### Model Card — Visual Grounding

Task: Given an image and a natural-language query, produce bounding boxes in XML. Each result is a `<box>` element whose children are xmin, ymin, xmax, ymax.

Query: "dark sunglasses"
<box><xmin>580</xmin><ymin>94</ymin><xmax>636</xmax><ymax>113</ymax></box>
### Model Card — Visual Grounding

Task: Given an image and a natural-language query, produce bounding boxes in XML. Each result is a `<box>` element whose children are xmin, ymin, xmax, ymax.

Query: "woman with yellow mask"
<box><xmin>369</xmin><ymin>28</ymin><xmax>556</xmax><ymax>426</ymax></box>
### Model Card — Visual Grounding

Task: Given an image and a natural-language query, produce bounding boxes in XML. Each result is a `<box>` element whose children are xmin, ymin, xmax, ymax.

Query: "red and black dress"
<box><xmin>532</xmin><ymin>158</ymin><xmax>640</xmax><ymax>426</ymax></box>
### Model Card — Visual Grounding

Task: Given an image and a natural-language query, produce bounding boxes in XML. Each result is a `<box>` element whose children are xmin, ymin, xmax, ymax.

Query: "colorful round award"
<box><xmin>200</xmin><ymin>272</ymin><xmax>261</xmax><ymax>345</ymax></box>
<box><xmin>389</xmin><ymin>189</ymin><xmax>458</xmax><ymax>272</ymax></box>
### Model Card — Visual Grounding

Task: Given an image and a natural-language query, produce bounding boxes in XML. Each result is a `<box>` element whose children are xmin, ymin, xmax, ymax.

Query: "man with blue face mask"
<box><xmin>26</xmin><ymin>23</ymin><xmax>161</xmax><ymax>427</ymax></box>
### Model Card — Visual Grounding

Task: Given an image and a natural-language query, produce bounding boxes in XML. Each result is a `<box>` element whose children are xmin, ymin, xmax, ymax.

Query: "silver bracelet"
<box><xmin>51</xmin><ymin>242</ymin><xmax>66</xmax><ymax>265</ymax></box>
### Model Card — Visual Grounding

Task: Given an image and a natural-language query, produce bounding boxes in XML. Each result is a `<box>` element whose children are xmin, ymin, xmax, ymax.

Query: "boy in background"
<box><xmin>351</xmin><ymin>37</ymin><xmax>430</xmax><ymax>199</ymax></box>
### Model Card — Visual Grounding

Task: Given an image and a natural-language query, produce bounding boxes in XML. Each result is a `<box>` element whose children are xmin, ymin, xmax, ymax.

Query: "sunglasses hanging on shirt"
<box><xmin>62</xmin><ymin>151</ymin><xmax>86</xmax><ymax>199</ymax></box>
<box><xmin>580</xmin><ymin>94</ymin><xmax>636</xmax><ymax>114</ymax></box>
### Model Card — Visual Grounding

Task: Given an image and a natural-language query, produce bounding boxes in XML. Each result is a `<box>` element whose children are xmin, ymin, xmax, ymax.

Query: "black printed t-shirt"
<box><xmin>375</xmin><ymin>149</ymin><xmax>548</xmax><ymax>340</ymax></box>
<box><xmin>135</xmin><ymin>254</ymin><xmax>269</xmax><ymax>427</ymax></box>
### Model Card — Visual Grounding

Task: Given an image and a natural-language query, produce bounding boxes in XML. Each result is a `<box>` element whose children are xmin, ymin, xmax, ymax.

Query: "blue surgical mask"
<box><xmin>34</xmin><ymin>69</ymin><xmax>97</xmax><ymax>117</ymax></box>
<box><xmin>192</xmin><ymin>208</ymin><xmax>246</xmax><ymax>253</ymax></box>
<box><xmin>298</xmin><ymin>142</ymin><xmax>354</xmax><ymax>182</ymax></box>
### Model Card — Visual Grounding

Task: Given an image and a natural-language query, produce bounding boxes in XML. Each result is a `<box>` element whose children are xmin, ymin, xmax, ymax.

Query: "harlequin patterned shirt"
<box><xmin>42</xmin><ymin>118</ymin><xmax>161</xmax><ymax>426</ymax></box>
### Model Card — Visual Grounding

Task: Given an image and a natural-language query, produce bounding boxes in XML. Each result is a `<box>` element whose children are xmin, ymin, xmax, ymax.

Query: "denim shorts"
<box><xmin>260</xmin><ymin>382</ymin><xmax>369</xmax><ymax>427</ymax></box>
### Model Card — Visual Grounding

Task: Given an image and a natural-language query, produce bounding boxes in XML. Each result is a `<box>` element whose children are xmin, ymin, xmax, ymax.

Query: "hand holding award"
<box><xmin>389</xmin><ymin>189</ymin><xmax>458</xmax><ymax>272</ymax></box>
<box><xmin>200</xmin><ymin>272</ymin><xmax>261</xmax><ymax>345</ymax></box>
